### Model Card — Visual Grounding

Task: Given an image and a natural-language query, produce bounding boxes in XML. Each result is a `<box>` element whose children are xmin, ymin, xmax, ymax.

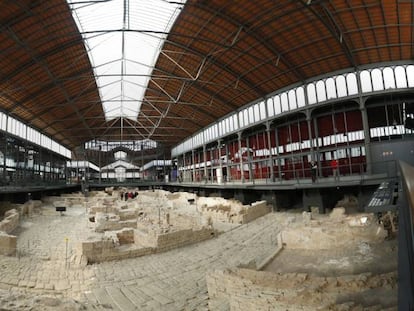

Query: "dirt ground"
<box><xmin>263</xmin><ymin>238</ymin><xmax>398</xmax><ymax>277</ymax></box>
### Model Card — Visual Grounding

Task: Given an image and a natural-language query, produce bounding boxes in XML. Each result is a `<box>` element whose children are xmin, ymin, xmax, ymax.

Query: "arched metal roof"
<box><xmin>0</xmin><ymin>0</ymin><xmax>413</xmax><ymax>150</ymax></box>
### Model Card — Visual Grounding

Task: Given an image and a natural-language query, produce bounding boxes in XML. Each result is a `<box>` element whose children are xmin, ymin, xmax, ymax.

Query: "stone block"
<box><xmin>0</xmin><ymin>209</ymin><xmax>19</xmax><ymax>234</ymax></box>
<box><xmin>0</xmin><ymin>232</ymin><xmax>17</xmax><ymax>255</ymax></box>
<box><xmin>330</xmin><ymin>207</ymin><xmax>346</xmax><ymax>219</ymax></box>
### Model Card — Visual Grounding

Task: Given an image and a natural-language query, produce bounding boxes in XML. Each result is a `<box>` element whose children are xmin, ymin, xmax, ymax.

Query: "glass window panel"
<box><xmin>13</xmin><ymin>119</ymin><xmax>17</xmax><ymax>135</ymax></box>
<box><xmin>233</xmin><ymin>115</ymin><xmax>239</xmax><ymax>130</ymax></box>
<box><xmin>267</xmin><ymin>98</ymin><xmax>275</xmax><ymax>117</ymax></box>
<box><xmin>0</xmin><ymin>113</ymin><xmax>6</xmax><ymax>131</ymax></box>
<box><xmin>360</xmin><ymin>70</ymin><xmax>372</xmax><ymax>92</ymax></box>
<box><xmin>407</xmin><ymin>65</ymin><xmax>414</xmax><ymax>87</ymax></box>
<box><xmin>13</xmin><ymin>119</ymin><xmax>18</xmax><ymax>135</ymax></box>
<box><xmin>336</xmin><ymin>75</ymin><xmax>347</xmax><ymax>97</ymax></box>
<box><xmin>326</xmin><ymin>78</ymin><xmax>337</xmax><ymax>99</ymax></box>
<box><xmin>244</xmin><ymin>109</ymin><xmax>249</xmax><ymax>126</ymax></box>
<box><xmin>281</xmin><ymin>92</ymin><xmax>289</xmax><ymax>112</ymax></box>
<box><xmin>229</xmin><ymin>117</ymin><xmax>234</xmax><ymax>131</ymax></box>
<box><xmin>274</xmin><ymin>95</ymin><xmax>282</xmax><ymax>114</ymax></box>
<box><xmin>288</xmin><ymin>90</ymin><xmax>297</xmax><ymax>109</ymax></box>
<box><xmin>316</xmin><ymin>80</ymin><xmax>326</xmax><ymax>102</ymax></box>
<box><xmin>253</xmin><ymin>104</ymin><xmax>260</xmax><ymax>122</ymax></box>
<box><xmin>296</xmin><ymin>87</ymin><xmax>305</xmax><ymax>107</ymax></box>
<box><xmin>346</xmin><ymin>73</ymin><xmax>358</xmax><ymax>95</ymax></box>
<box><xmin>395</xmin><ymin>66</ymin><xmax>408</xmax><ymax>88</ymax></box>
<box><xmin>383</xmin><ymin>67</ymin><xmax>396</xmax><ymax>89</ymax></box>
<box><xmin>239</xmin><ymin>111</ymin><xmax>244</xmax><ymax>128</ymax></box>
<box><xmin>259</xmin><ymin>101</ymin><xmax>266</xmax><ymax>120</ymax></box>
<box><xmin>371</xmin><ymin>68</ymin><xmax>384</xmax><ymax>91</ymax></box>
<box><xmin>68</xmin><ymin>0</ymin><xmax>186</xmax><ymax>122</ymax></box>
<box><xmin>307</xmin><ymin>83</ymin><xmax>317</xmax><ymax>104</ymax></box>
<box><xmin>218</xmin><ymin>122</ymin><xmax>223</xmax><ymax>136</ymax></box>
<box><xmin>7</xmin><ymin>117</ymin><xmax>13</xmax><ymax>133</ymax></box>
<box><xmin>213</xmin><ymin>124</ymin><xmax>218</xmax><ymax>137</ymax></box>
<box><xmin>20</xmin><ymin>123</ymin><xmax>27</xmax><ymax>139</ymax></box>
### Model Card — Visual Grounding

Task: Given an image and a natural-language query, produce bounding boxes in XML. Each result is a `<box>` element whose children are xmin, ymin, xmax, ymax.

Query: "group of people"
<box><xmin>120</xmin><ymin>191</ymin><xmax>139</xmax><ymax>201</ymax></box>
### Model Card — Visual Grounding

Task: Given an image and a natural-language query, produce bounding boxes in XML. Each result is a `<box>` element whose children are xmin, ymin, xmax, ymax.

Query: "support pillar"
<box><xmin>266</xmin><ymin>122</ymin><xmax>274</xmax><ymax>181</ymax></box>
<box><xmin>360</xmin><ymin>103</ymin><xmax>372</xmax><ymax>175</ymax></box>
<box><xmin>238</xmin><ymin>131</ymin><xmax>244</xmax><ymax>182</ymax></box>
<box><xmin>203</xmin><ymin>144</ymin><xmax>207</xmax><ymax>182</ymax></box>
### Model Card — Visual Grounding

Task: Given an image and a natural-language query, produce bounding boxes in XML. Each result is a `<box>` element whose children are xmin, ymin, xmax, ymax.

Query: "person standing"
<box><xmin>310</xmin><ymin>161</ymin><xmax>318</xmax><ymax>183</ymax></box>
<box><xmin>331</xmin><ymin>159</ymin><xmax>339</xmax><ymax>181</ymax></box>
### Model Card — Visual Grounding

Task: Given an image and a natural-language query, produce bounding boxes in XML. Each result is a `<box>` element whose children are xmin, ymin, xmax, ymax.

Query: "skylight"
<box><xmin>67</xmin><ymin>0</ymin><xmax>186</xmax><ymax>121</ymax></box>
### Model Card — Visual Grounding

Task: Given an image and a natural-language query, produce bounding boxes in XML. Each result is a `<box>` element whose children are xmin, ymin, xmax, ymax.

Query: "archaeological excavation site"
<box><xmin>3</xmin><ymin>1</ymin><xmax>414</xmax><ymax>310</ymax></box>
<box><xmin>0</xmin><ymin>185</ymin><xmax>400</xmax><ymax>311</ymax></box>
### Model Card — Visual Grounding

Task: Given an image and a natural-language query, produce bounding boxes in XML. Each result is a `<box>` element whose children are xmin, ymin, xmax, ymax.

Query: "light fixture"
<box><xmin>393</xmin><ymin>120</ymin><xmax>397</xmax><ymax>130</ymax></box>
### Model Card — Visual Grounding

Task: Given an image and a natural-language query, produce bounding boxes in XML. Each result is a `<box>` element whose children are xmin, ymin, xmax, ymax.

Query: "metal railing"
<box><xmin>174</xmin><ymin>159</ymin><xmax>398</xmax><ymax>186</ymax></box>
<box><xmin>397</xmin><ymin>161</ymin><xmax>414</xmax><ymax>309</ymax></box>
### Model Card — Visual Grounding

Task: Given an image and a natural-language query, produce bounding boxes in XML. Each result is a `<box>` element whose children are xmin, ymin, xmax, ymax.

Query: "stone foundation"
<box><xmin>81</xmin><ymin>226</ymin><xmax>218</xmax><ymax>264</ymax></box>
<box><xmin>199</xmin><ymin>198</ymin><xmax>270</xmax><ymax>224</ymax></box>
<box><xmin>206</xmin><ymin>268</ymin><xmax>397</xmax><ymax>311</ymax></box>
<box><xmin>0</xmin><ymin>232</ymin><xmax>17</xmax><ymax>256</ymax></box>
<box><xmin>0</xmin><ymin>209</ymin><xmax>19</xmax><ymax>234</ymax></box>
<box><xmin>281</xmin><ymin>208</ymin><xmax>387</xmax><ymax>250</ymax></box>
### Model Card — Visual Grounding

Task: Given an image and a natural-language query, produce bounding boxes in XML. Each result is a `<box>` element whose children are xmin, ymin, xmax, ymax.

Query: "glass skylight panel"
<box><xmin>67</xmin><ymin>0</ymin><xmax>186</xmax><ymax>121</ymax></box>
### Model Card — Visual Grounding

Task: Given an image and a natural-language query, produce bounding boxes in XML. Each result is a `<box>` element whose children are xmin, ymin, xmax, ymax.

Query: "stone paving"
<box><xmin>0</xmin><ymin>204</ymin><xmax>281</xmax><ymax>310</ymax></box>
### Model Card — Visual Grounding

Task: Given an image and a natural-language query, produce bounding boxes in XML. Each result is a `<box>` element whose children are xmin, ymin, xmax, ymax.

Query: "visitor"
<box><xmin>331</xmin><ymin>159</ymin><xmax>339</xmax><ymax>181</ymax></box>
<box><xmin>310</xmin><ymin>161</ymin><xmax>317</xmax><ymax>183</ymax></box>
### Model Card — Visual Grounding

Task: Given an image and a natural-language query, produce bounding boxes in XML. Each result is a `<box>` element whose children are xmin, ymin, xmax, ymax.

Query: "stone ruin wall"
<box><xmin>0</xmin><ymin>209</ymin><xmax>19</xmax><ymax>256</ymax></box>
<box><xmin>23</xmin><ymin>190</ymin><xmax>269</xmax><ymax>264</ymax></box>
<box><xmin>81</xmin><ymin>225</ymin><xmax>218</xmax><ymax>264</ymax></box>
<box><xmin>282</xmin><ymin>207</ymin><xmax>388</xmax><ymax>250</ymax></box>
<box><xmin>79</xmin><ymin>237</ymin><xmax>154</xmax><ymax>264</ymax></box>
<box><xmin>0</xmin><ymin>200</ymin><xmax>43</xmax><ymax>256</ymax></box>
<box><xmin>78</xmin><ymin>189</ymin><xmax>221</xmax><ymax>263</ymax></box>
<box><xmin>206</xmin><ymin>268</ymin><xmax>396</xmax><ymax>311</ymax></box>
<box><xmin>198</xmin><ymin>198</ymin><xmax>270</xmax><ymax>224</ymax></box>
<box><xmin>206</xmin><ymin>208</ymin><xmax>391</xmax><ymax>310</ymax></box>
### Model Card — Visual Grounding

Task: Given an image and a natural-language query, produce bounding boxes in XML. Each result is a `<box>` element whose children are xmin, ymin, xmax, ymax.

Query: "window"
<box><xmin>336</xmin><ymin>75</ymin><xmax>347</xmax><ymax>97</ymax></box>
<box><xmin>407</xmin><ymin>65</ymin><xmax>414</xmax><ymax>87</ymax></box>
<box><xmin>326</xmin><ymin>78</ymin><xmax>337</xmax><ymax>99</ymax></box>
<box><xmin>371</xmin><ymin>68</ymin><xmax>384</xmax><ymax>91</ymax></box>
<box><xmin>360</xmin><ymin>70</ymin><xmax>372</xmax><ymax>92</ymax></box>
<box><xmin>259</xmin><ymin>101</ymin><xmax>266</xmax><ymax>120</ymax></box>
<box><xmin>267</xmin><ymin>98</ymin><xmax>275</xmax><ymax>117</ymax></box>
<box><xmin>316</xmin><ymin>80</ymin><xmax>326</xmax><ymax>102</ymax></box>
<box><xmin>395</xmin><ymin>66</ymin><xmax>408</xmax><ymax>88</ymax></box>
<box><xmin>281</xmin><ymin>92</ymin><xmax>289</xmax><ymax>112</ymax></box>
<box><xmin>383</xmin><ymin>67</ymin><xmax>396</xmax><ymax>89</ymax></box>
<box><xmin>238</xmin><ymin>111</ymin><xmax>244</xmax><ymax>128</ymax></box>
<box><xmin>288</xmin><ymin>90</ymin><xmax>297</xmax><ymax>109</ymax></box>
<box><xmin>346</xmin><ymin>73</ymin><xmax>358</xmax><ymax>95</ymax></box>
<box><xmin>274</xmin><ymin>95</ymin><xmax>282</xmax><ymax>114</ymax></box>
<box><xmin>233</xmin><ymin>115</ymin><xmax>238</xmax><ymax>130</ymax></box>
<box><xmin>296</xmin><ymin>87</ymin><xmax>306</xmax><ymax>107</ymax></box>
<box><xmin>307</xmin><ymin>83</ymin><xmax>317</xmax><ymax>104</ymax></box>
<box><xmin>243</xmin><ymin>108</ymin><xmax>249</xmax><ymax>126</ymax></box>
